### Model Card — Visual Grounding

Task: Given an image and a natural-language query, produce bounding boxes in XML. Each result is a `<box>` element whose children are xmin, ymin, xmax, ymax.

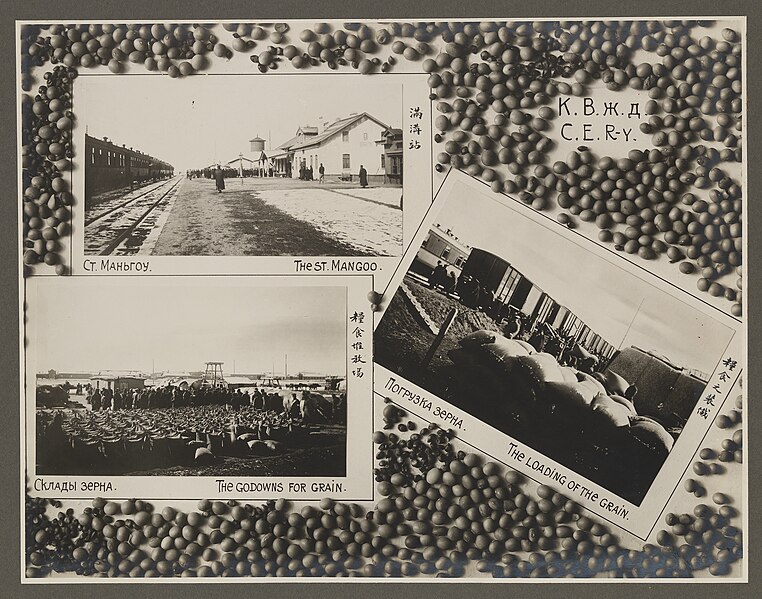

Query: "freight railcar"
<box><xmin>85</xmin><ymin>134</ymin><xmax>174</xmax><ymax>201</ymax></box>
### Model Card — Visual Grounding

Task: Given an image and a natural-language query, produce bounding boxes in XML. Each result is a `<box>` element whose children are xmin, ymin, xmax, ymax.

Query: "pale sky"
<box><xmin>78</xmin><ymin>74</ymin><xmax>402</xmax><ymax>173</ymax></box>
<box><xmin>432</xmin><ymin>180</ymin><xmax>734</xmax><ymax>374</ymax></box>
<box><xmin>30</xmin><ymin>278</ymin><xmax>346</xmax><ymax>376</ymax></box>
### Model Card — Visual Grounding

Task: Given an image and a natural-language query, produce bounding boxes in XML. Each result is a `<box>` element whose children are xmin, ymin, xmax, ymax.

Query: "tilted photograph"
<box><xmin>375</xmin><ymin>178</ymin><xmax>735</xmax><ymax>505</ymax></box>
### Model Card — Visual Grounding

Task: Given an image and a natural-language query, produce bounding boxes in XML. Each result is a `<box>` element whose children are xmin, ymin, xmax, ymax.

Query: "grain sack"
<box><xmin>514</xmin><ymin>340</ymin><xmax>536</xmax><ymax>354</ymax></box>
<box><xmin>609</xmin><ymin>394</ymin><xmax>638</xmax><ymax>416</ymax></box>
<box><xmin>591</xmin><ymin>393</ymin><xmax>632</xmax><ymax>427</ymax></box>
<box><xmin>247</xmin><ymin>440</ymin><xmax>269</xmax><ymax>455</ymax></box>
<box><xmin>194</xmin><ymin>447</ymin><xmax>216</xmax><ymax>464</ymax></box>
<box><xmin>516</xmin><ymin>353</ymin><xmax>566</xmax><ymax>388</ymax></box>
<box><xmin>595</xmin><ymin>370</ymin><xmax>631</xmax><ymax>397</ymax></box>
<box><xmin>576</xmin><ymin>372</ymin><xmax>608</xmax><ymax>396</ymax></box>
<box><xmin>264</xmin><ymin>440</ymin><xmax>282</xmax><ymax>452</ymax></box>
<box><xmin>459</xmin><ymin>329</ymin><xmax>497</xmax><ymax>348</ymax></box>
<box><xmin>544</xmin><ymin>381</ymin><xmax>598</xmax><ymax>412</ymax></box>
<box><xmin>559</xmin><ymin>366</ymin><xmax>579</xmax><ymax>385</ymax></box>
<box><xmin>448</xmin><ymin>347</ymin><xmax>482</xmax><ymax>368</ymax></box>
<box><xmin>628</xmin><ymin>417</ymin><xmax>674</xmax><ymax>456</ymax></box>
<box><xmin>480</xmin><ymin>338</ymin><xmax>531</xmax><ymax>375</ymax></box>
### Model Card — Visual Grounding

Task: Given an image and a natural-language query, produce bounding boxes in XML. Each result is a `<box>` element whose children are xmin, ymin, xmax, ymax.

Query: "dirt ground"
<box><xmin>151</xmin><ymin>177</ymin><xmax>401</xmax><ymax>256</ymax></box>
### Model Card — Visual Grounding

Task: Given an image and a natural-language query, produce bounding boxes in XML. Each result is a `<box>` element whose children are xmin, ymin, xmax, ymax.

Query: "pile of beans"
<box><xmin>20</xmin><ymin>23</ymin><xmax>229</xmax><ymax>78</ymax></box>
<box><xmin>373</xmin><ymin>421</ymin><xmax>455</xmax><ymax>488</ymax></box>
<box><xmin>21</xmin><ymin>65</ymin><xmax>75</xmax><ymax>274</ymax></box>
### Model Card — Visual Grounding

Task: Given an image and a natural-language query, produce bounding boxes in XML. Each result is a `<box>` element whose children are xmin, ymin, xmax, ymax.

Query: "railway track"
<box><xmin>84</xmin><ymin>176</ymin><xmax>184</xmax><ymax>256</ymax></box>
<box><xmin>84</xmin><ymin>179</ymin><xmax>173</xmax><ymax>226</ymax></box>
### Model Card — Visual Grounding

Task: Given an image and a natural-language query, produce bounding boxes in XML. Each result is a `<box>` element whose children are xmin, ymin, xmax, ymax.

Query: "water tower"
<box><xmin>249</xmin><ymin>135</ymin><xmax>266</xmax><ymax>153</ymax></box>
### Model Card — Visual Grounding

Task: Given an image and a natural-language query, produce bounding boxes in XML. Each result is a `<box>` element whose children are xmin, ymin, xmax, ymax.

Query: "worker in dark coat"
<box><xmin>359</xmin><ymin>165</ymin><xmax>368</xmax><ymax>188</ymax></box>
<box><xmin>213</xmin><ymin>165</ymin><xmax>225</xmax><ymax>192</ymax></box>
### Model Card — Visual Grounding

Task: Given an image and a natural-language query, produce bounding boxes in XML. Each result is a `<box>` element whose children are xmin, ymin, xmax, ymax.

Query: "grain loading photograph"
<box><xmin>375</xmin><ymin>174</ymin><xmax>735</xmax><ymax>505</ymax></box>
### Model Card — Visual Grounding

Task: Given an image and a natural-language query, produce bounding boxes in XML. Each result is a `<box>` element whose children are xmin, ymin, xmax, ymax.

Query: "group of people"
<box><xmin>428</xmin><ymin>261</ymin><xmax>458</xmax><ymax>294</ymax></box>
<box><xmin>87</xmin><ymin>385</ymin><xmax>281</xmax><ymax>412</ymax></box>
<box><xmin>427</xmin><ymin>263</ymin><xmax>494</xmax><ymax>313</ymax></box>
<box><xmin>298</xmin><ymin>162</ymin><xmax>325</xmax><ymax>182</ymax></box>
<box><xmin>504</xmin><ymin>315</ymin><xmax>606</xmax><ymax>373</ymax></box>
<box><xmin>185</xmin><ymin>163</ymin><xmax>371</xmax><ymax>188</ymax></box>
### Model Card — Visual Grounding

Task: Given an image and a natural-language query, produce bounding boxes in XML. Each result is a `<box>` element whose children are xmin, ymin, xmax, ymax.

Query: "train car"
<box><xmin>85</xmin><ymin>134</ymin><xmax>174</xmax><ymax>203</ymax></box>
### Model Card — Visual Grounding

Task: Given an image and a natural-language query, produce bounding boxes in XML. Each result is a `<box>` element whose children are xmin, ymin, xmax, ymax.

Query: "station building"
<box><xmin>218</xmin><ymin>113</ymin><xmax>400</xmax><ymax>184</ymax></box>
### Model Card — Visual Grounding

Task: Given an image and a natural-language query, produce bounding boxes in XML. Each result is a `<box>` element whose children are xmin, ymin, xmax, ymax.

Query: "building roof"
<box><xmin>289</xmin><ymin>113</ymin><xmax>390</xmax><ymax>152</ymax></box>
<box><xmin>376</xmin><ymin>127</ymin><xmax>404</xmax><ymax>144</ymax></box>
<box><xmin>224</xmin><ymin>150</ymin><xmax>270</xmax><ymax>166</ymax></box>
<box><xmin>276</xmin><ymin>134</ymin><xmax>301</xmax><ymax>151</ymax></box>
<box><xmin>381</xmin><ymin>127</ymin><xmax>403</xmax><ymax>138</ymax></box>
<box><xmin>225</xmin><ymin>156</ymin><xmax>256</xmax><ymax>166</ymax></box>
<box><xmin>249</xmin><ymin>136</ymin><xmax>265</xmax><ymax>142</ymax></box>
<box><xmin>91</xmin><ymin>371</ymin><xmax>145</xmax><ymax>381</ymax></box>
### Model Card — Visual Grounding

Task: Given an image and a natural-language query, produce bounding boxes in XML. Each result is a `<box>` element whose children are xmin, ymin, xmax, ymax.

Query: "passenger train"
<box><xmin>85</xmin><ymin>134</ymin><xmax>174</xmax><ymax>202</ymax></box>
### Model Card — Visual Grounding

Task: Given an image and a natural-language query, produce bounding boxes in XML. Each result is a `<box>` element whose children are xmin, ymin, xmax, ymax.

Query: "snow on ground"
<box><xmin>256</xmin><ymin>187</ymin><xmax>403</xmax><ymax>256</ymax></box>
<box><xmin>328</xmin><ymin>187</ymin><xmax>403</xmax><ymax>209</ymax></box>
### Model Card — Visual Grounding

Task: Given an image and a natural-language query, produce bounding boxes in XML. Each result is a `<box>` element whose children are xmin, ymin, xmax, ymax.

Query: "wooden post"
<box><xmin>421</xmin><ymin>307</ymin><xmax>458</xmax><ymax>370</ymax></box>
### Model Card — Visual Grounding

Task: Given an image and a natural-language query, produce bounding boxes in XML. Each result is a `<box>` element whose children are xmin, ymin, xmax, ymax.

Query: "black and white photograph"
<box><xmin>15</xmin><ymin>16</ymin><xmax>748</xmax><ymax>585</ymax></box>
<box><xmin>30</xmin><ymin>278</ymin><xmax>350</xmax><ymax>478</ymax></box>
<box><xmin>80</xmin><ymin>75</ymin><xmax>404</xmax><ymax>257</ymax></box>
<box><xmin>375</xmin><ymin>172</ymin><xmax>736</xmax><ymax>505</ymax></box>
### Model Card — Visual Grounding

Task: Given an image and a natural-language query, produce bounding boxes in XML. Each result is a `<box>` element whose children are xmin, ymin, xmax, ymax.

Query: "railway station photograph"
<box><xmin>375</xmin><ymin>185</ymin><xmax>735</xmax><ymax>505</ymax></box>
<box><xmin>29</xmin><ymin>278</ymin><xmax>349</xmax><ymax>477</ymax></box>
<box><xmin>80</xmin><ymin>75</ymin><xmax>404</xmax><ymax>257</ymax></box>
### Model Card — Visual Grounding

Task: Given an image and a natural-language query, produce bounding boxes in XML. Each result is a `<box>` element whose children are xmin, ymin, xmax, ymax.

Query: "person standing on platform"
<box><xmin>213</xmin><ymin>165</ymin><xmax>225</xmax><ymax>193</ymax></box>
<box><xmin>359</xmin><ymin>165</ymin><xmax>368</xmax><ymax>188</ymax></box>
<box><xmin>318</xmin><ymin>163</ymin><xmax>325</xmax><ymax>183</ymax></box>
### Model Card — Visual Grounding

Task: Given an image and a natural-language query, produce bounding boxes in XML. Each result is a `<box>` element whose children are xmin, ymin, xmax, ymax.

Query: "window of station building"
<box><xmin>90</xmin><ymin>148</ymin><xmax>95</xmax><ymax>165</ymax></box>
<box><xmin>381</xmin><ymin>154</ymin><xmax>385</xmax><ymax>169</ymax></box>
<box><xmin>441</xmin><ymin>246</ymin><xmax>451</xmax><ymax>261</ymax></box>
<box><xmin>454</xmin><ymin>255</ymin><xmax>466</xmax><ymax>268</ymax></box>
<box><xmin>342</xmin><ymin>154</ymin><xmax>350</xmax><ymax>169</ymax></box>
<box><xmin>342</xmin><ymin>131</ymin><xmax>349</xmax><ymax>142</ymax></box>
<box><xmin>363</xmin><ymin>132</ymin><xmax>368</xmax><ymax>141</ymax></box>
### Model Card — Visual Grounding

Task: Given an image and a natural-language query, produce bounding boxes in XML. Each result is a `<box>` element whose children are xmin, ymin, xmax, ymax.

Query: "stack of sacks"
<box><xmin>544</xmin><ymin>371</ymin><xmax>608</xmax><ymax>415</ymax></box>
<box><xmin>448</xmin><ymin>330</ymin><xmax>535</xmax><ymax>400</ymax></box>
<box><xmin>513</xmin><ymin>352</ymin><xmax>568</xmax><ymax>396</ymax></box>
<box><xmin>449</xmin><ymin>330</ymin><xmax>533</xmax><ymax>372</ymax></box>
<box><xmin>449</xmin><ymin>329</ymin><xmax>675</xmax><ymax>460</ymax></box>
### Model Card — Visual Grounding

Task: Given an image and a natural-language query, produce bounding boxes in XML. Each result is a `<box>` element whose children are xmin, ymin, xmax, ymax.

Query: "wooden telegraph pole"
<box><xmin>421</xmin><ymin>307</ymin><xmax>458</xmax><ymax>370</ymax></box>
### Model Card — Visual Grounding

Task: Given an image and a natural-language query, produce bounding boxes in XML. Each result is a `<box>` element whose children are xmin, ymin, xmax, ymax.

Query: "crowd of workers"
<box><xmin>85</xmin><ymin>384</ymin><xmax>331</xmax><ymax>416</ymax></box>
